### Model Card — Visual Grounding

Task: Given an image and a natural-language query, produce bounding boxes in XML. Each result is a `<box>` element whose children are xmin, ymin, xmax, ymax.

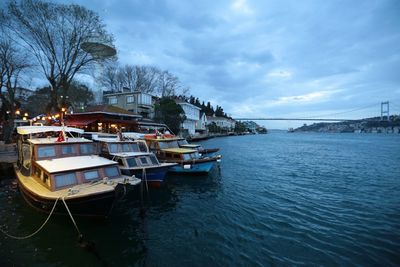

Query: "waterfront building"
<box><xmin>195</xmin><ymin>112</ymin><xmax>208</xmax><ymax>135</ymax></box>
<box><xmin>176</xmin><ymin>100</ymin><xmax>201</xmax><ymax>136</ymax></box>
<box><xmin>64</xmin><ymin>105</ymin><xmax>141</xmax><ymax>133</ymax></box>
<box><xmin>206</xmin><ymin>115</ymin><xmax>236</xmax><ymax>131</ymax></box>
<box><xmin>103</xmin><ymin>88</ymin><xmax>155</xmax><ymax>119</ymax></box>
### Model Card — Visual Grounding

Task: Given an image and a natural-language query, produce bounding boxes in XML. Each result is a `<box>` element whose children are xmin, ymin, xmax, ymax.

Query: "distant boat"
<box><xmin>14</xmin><ymin>126</ymin><xmax>141</xmax><ymax>217</ymax></box>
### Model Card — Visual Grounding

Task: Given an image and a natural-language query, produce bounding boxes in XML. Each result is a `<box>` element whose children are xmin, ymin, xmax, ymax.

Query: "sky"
<box><xmin>35</xmin><ymin>0</ymin><xmax>400</xmax><ymax>128</ymax></box>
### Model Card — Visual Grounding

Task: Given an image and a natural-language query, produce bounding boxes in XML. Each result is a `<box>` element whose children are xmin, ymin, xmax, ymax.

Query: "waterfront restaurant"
<box><xmin>64</xmin><ymin>105</ymin><xmax>141</xmax><ymax>133</ymax></box>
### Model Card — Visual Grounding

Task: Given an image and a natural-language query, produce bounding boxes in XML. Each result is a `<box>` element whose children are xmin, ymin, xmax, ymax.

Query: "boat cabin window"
<box><xmin>54</xmin><ymin>172</ymin><xmax>77</xmax><ymax>188</ymax></box>
<box><xmin>37</xmin><ymin>146</ymin><xmax>56</xmax><ymax>158</ymax></box>
<box><xmin>84</xmin><ymin>170</ymin><xmax>100</xmax><ymax>181</ymax></box>
<box><xmin>149</xmin><ymin>155</ymin><xmax>158</xmax><ymax>165</ymax></box>
<box><xmin>34</xmin><ymin>166</ymin><xmax>42</xmax><ymax>178</ymax></box>
<box><xmin>117</xmin><ymin>159</ymin><xmax>124</xmax><ymax>166</ymax></box>
<box><xmin>168</xmin><ymin>141</ymin><xmax>179</xmax><ymax>148</ymax></box>
<box><xmin>149</xmin><ymin>142</ymin><xmax>158</xmax><ymax>150</ymax></box>
<box><xmin>158</xmin><ymin>142</ymin><xmax>168</xmax><ymax>149</ymax></box>
<box><xmin>61</xmin><ymin>145</ymin><xmax>75</xmax><ymax>155</ymax></box>
<box><xmin>109</xmin><ymin>144</ymin><xmax>118</xmax><ymax>153</ymax></box>
<box><xmin>178</xmin><ymin>140</ymin><xmax>188</xmax><ymax>146</ymax></box>
<box><xmin>138</xmin><ymin>142</ymin><xmax>148</xmax><ymax>152</ymax></box>
<box><xmin>139</xmin><ymin>157</ymin><xmax>148</xmax><ymax>165</ymax></box>
<box><xmin>173</xmin><ymin>154</ymin><xmax>180</xmax><ymax>159</ymax></box>
<box><xmin>165</xmin><ymin>152</ymin><xmax>172</xmax><ymax>158</ymax></box>
<box><xmin>43</xmin><ymin>173</ymin><xmax>49</xmax><ymax>183</ymax></box>
<box><xmin>105</xmin><ymin>166</ymin><xmax>119</xmax><ymax>177</ymax></box>
<box><xmin>126</xmin><ymin>158</ymin><xmax>137</xmax><ymax>167</ymax></box>
<box><xmin>182</xmin><ymin>154</ymin><xmax>191</xmax><ymax>161</ymax></box>
<box><xmin>80</xmin><ymin>144</ymin><xmax>95</xmax><ymax>154</ymax></box>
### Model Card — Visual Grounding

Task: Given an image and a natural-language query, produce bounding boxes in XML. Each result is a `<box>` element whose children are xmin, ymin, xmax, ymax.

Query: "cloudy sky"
<box><xmin>58</xmin><ymin>0</ymin><xmax>400</xmax><ymax>127</ymax></box>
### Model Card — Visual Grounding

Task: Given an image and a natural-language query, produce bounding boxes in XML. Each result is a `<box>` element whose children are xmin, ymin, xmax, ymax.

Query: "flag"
<box><xmin>56</xmin><ymin>131</ymin><xmax>65</xmax><ymax>142</ymax></box>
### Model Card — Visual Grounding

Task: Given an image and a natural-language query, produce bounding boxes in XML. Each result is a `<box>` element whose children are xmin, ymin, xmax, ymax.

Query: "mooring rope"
<box><xmin>61</xmin><ymin>197</ymin><xmax>82</xmax><ymax>238</ymax></box>
<box><xmin>0</xmin><ymin>197</ymin><xmax>60</xmax><ymax>240</ymax></box>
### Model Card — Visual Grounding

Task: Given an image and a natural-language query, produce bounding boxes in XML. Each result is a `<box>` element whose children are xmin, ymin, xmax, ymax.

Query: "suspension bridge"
<box><xmin>234</xmin><ymin>101</ymin><xmax>399</xmax><ymax>122</ymax></box>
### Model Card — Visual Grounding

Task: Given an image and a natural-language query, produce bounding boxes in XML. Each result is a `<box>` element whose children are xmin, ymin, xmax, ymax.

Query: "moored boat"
<box><xmin>15</xmin><ymin>126</ymin><xmax>141</xmax><ymax>217</ymax></box>
<box><xmin>145</xmin><ymin>137</ymin><xmax>220</xmax><ymax>174</ymax></box>
<box><xmin>98</xmin><ymin>138</ymin><xmax>177</xmax><ymax>186</ymax></box>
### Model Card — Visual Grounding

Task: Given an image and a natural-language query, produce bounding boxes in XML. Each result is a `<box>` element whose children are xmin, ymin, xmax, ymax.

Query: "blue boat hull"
<box><xmin>168</xmin><ymin>160</ymin><xmax>215</xmax><ymax>174</ymax></box>
<box><xmin>121</xmin><ymin>166</ymin><xmax>170</xmax><ymax>185</ymax></box>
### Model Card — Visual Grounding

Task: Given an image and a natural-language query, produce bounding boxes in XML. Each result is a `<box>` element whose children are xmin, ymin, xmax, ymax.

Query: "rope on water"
<box><xmin>142</xmin><ymin>168</ymin><xmax>149</xmax><ymax>193</ymax></box>
<box><xmin>61</xmin><ymin>197</ymin><xmax>82</xmax><ymax>238</ymax></box>
<box><xmin>0</xmin><ymin>197</ymin><xmax>60</xmax><ymax>240</ymax></box>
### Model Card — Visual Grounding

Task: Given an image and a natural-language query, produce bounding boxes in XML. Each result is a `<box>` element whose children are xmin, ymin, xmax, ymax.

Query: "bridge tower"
<box><xmin>381</xmin><ymin>101</ymin><xmax>389</xmax><ymax>121</ymax></box>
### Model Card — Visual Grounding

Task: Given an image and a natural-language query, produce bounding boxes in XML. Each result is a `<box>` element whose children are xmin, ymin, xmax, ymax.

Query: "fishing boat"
<box><xmin>98</xmin><ymin>138</ymin><xmax>177</xmax><ymax>186</ymax></box>
<box><xmin>14</xmin><ymin>126</ymin><xmax>141</xmax><ymax>217</ymax></box>
<box><xmin>145</xmin><ymin>137</ymin><xmax>220</xmax><ymax>174</ymax></box>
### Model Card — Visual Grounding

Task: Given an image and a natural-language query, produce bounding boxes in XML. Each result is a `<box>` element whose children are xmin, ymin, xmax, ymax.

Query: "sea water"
<box><xmin>1</xmin><ymin>132</ymin><xmax>399</xmax><ymax>266</ymax></box>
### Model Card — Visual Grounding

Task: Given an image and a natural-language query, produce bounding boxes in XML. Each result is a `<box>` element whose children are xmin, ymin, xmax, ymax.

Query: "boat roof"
<box><xmin>110</xmin><ymin>152</ymin><xmax>152</xmax><ymax>157</ymax></box>
<box><xmin>123</xmin><ymin>132</ymin><xmax>145</xmax><ymax>139</ymax></box>
<box><xmin>99</xmin><ymin>139</ymin><xmax>140</xmax><ymax>144</ymax></box>
<box><xmin>28</xmin><ymin>137</ymin><xmax>92</xmax><ymax>145</ymax></box>
<box><xmin>161</xmin><ymin>148</ymin><xmax>197</xmax><ymax>154</ymax></box>
<box><xmin>17</xmin><ymin>126</ymin><xmax>84</xmax><ymax>135</ymax></box>
<box><xmin>36</xmin><ymin>155</ymin><xmax>116</xmax><ymax>173</ymax></box>
<box><xmin>147</xmin><ymin>137</ymin><xmax>182</xmax><ymax>142</ymax></box>
<box><xmin>180</xmin><ymin>144</ymin><xmax>201</xmax><ymax>148</ymax></box>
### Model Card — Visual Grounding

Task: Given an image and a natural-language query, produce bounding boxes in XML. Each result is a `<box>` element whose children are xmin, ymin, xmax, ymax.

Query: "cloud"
<box><xmin>231</xmin><ymin>0</ymin><xmax>253</xmax><ymax>15</ymax></box>
<box><xmin>26</xmin><ymin>0</ymin><xmax>400</xmax><ymax>128</ymax></box>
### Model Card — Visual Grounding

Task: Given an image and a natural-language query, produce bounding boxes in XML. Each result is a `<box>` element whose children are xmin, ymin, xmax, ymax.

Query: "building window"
<box><xmin>109</xmin><ymin>96</ymin><xmax>117</xmax><ymax>104</ymax></box>
<box><xmin>127</xmin><ymin>95</ymin><xmax>134</xmax><ymax>104</ymax></box>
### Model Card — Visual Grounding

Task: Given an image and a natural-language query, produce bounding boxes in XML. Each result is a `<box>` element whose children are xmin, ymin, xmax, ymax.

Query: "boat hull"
<box><xmin>168</xmin><ymin>160</ymin><xmax>216</xmax><ymax>174</ymax></box>
<box><xmin>18</xmin><ymin>181</ymin><xmax>120</xmax><ymax>218</ymax></box>
<box><xmin>120</xmin><ymin>165</ymin><xmax>171</xmax><ymax>186</ymax></box>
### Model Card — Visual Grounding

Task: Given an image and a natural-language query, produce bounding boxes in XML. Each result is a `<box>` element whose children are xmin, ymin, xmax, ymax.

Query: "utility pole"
<box><xmin>381</xmin><ymin>101</ymin><xmax>389</xmax><ymax>121</ymax></box>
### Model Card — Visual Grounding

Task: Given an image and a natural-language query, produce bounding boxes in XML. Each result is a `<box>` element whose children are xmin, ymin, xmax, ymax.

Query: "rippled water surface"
<box><xmin>1</xmin><ymin>132</ymin><xmax>400</xmax><ymax>266</ymax></box>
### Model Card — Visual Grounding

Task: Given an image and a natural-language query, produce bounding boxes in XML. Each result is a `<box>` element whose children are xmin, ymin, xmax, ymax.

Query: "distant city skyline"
<box><xmin>20</xmin><ymin>0</ymin><xmax>400</xmax><ymax>128</ymax></box>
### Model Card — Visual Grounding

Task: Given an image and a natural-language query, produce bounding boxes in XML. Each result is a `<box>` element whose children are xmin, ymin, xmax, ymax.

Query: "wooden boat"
<box><xmin>97</xmin><ymin>138</ymin><xmax>177</xmax><ymax>186</ymax></box>
<box><xmin>145</xmin><ymin>137</ymin><xmax>220</xmax><ymax>174</ymax></box>
<box><xmin>15</xmin><ymin>126</ymin><xmax>141</xmax><ymax>217</ymax></box>
<box><xmin>142</xmin><ymin>133</ymin><xmax>221</xmax><ymax>158</ymax></box>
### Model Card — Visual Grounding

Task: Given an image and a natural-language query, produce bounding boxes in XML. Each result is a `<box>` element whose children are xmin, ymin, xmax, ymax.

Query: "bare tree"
<box><xmin>0</xmin><ymin>39</ymin><xmax>30</xmax><ymax>143</ymax></box>
<box><xmin>3</xmin><ymin>0</ymin><xmax>115</xmax><ymax>112</ymax></box>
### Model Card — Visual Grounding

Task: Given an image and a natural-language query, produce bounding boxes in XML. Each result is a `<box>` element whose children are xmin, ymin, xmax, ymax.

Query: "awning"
<box><xmin>64</xmin><ymin>118</ymin><xmax>98</xmax><ymax>126</ymax></box>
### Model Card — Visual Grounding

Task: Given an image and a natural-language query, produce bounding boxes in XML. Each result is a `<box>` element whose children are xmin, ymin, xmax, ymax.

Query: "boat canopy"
<box><xmin>17</xmin><ymin>126</ymin><xmax>84</xmax><ymax>135</ymax></box>
<box><xmin>161</xmin><ymin>148</ymin><xmax>197</xmax><ymax>154</ymax></box>
<box><xmin>35</xmin><ymin>155</ymin><xmax>116</xmax><ymax>173</ymax></box>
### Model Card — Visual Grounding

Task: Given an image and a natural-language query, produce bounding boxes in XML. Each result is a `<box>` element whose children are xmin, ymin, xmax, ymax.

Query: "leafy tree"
<box><xmin>3</xmin><ymin>0</ymin><xmax>115</xmax><ymax>113</ymax></box>
<box><xmin>154</xmin><ymin>97</ymin><xmax>185</xmax><ymax>134</ymax></box>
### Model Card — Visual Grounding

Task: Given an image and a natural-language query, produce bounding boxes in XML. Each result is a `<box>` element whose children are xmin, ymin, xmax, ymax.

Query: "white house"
<box><xmin>206</xmin><ymin>115</ymin><xmax>236</xmax><ymax>131</ymax></box>
<box><xmin>195</xmin><ymin>112</ymin><xmax>208</xmax><ymax>134</ymax></box>
<box><xmin>176</xmin><ymin>100</ymin><xmax>201</xmax><ymax>135</ymax></box>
